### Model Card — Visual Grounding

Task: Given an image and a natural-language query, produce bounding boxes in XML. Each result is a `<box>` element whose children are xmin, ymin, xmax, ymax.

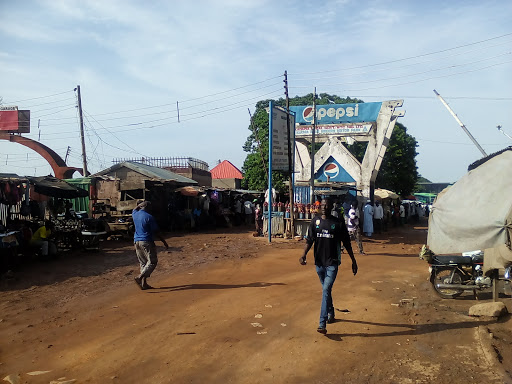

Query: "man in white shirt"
<box><xmin>373</xmin><ymin>201</ymin><xmax>384</xmax><ymax>234</ymax></box>
<box><xmin>244</xmin><ymin>199</ymin><xmax>254</xmax><ymax>225</ymax></box>
<box><xmin>234</xmin><ymin>197</ymin><xmax>242</xmax><ymax>225</ymax></box>
<box><xmin>363</xmin><ymin>200</ymin><xmax>374</xmax><ymax>237</ymax></box>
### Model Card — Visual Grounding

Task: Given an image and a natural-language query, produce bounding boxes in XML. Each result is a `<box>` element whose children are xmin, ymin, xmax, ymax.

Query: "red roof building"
<box><xmin>210</xmin><ymin>160</ymin><xmax>243</xmax><ymax>188</ymax></box>
<box><xmin>210</xmin><ymin>160</ymin><xmax>243</xmax><ymax>179</ymax></box>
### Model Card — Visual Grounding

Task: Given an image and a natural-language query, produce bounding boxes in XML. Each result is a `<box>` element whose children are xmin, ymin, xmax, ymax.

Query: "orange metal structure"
<box><xmin>0</xmin><ymin>133</ymin><xmax>83</xmax><ymax>179</ymax></box>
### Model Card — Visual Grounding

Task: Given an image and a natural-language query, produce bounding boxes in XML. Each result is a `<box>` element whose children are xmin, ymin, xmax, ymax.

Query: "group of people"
<box><xmin>129</xmin><ymin>194</ymin><xmax>426</xmax><ymax>336</ymax></box>
<box><xmin>131</xmin><ymin>196</ymin><xmax>358</xmax><ymax>336</ymax></box>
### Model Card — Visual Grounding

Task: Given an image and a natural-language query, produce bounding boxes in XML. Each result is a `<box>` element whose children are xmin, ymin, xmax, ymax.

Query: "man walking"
<box><xmin>373</xmin><ymin>201</ymin><xmax>384</xmax><ymax>234</ymax></box>
<box><xmin>132</xmin><ymin>200</ymin><xmax>169</xmax><ymax>290</ymax></box>
<box><xmin>363</xmin><ymin>199</ymin><xmax>374</xmax><ymax>237</ymax></box>
<box><xmin>299</xmin><ymin>197</ymin><xmax>358</xmax><ymax>334</ymax></box>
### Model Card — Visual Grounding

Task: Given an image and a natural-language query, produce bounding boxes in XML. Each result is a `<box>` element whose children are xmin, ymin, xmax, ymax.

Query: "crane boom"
<box><xmin>433</xmin><ymin>89</ymin><xmax>487</xmax><ymax>157</ymax></box>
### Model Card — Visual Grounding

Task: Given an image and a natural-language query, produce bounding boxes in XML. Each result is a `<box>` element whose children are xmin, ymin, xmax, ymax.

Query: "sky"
<box><xmin>0</xmin><ymin>0</ymin><xmax>511</xmax><ymax>183</ymax></box>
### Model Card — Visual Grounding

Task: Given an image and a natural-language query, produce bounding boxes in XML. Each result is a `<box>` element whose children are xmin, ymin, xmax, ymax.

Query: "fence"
<box><xmin>112</xmin><ymin>157</ymin><xmax>209</xmax><ymax>171</ymax></box>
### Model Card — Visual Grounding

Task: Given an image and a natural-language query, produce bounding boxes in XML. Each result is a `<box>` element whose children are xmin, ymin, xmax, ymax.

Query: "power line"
<box><xmin>31</xmin><ymin>106</ymin><xmax>78</xmax><ymax>119</ymax></box>
<box><xmin>26</xmin><ymin>89</ymin><xmax>284</xmax><ymax>138</ymax></box>
<box><xmin>290</xmin><ymin>50</ymin><xmax>511</xmax><ymax>84</ymax></box>
<box><xmin>83</xmin><ymin>112</ymin><xmax>148</xmax><ymax>157</ymax></box>
<box><xmin>291</xmin><ymin>60</ymin><xmax>512</xmax><ymax>92</ymax></box>
<box><xmin>3</xmin><ymin>90</ymin><xmax>75</xmax><ymax>104</ymax></box>
<box><xmin>289</xmin><ymin>32</ymin><xmax>512</xmax><ymax>76</ymax></box>
<box><xmin>346</xmin><ymin>96</ymin><xmax>512</xmax><ymax>100</ymax></box>
<box><xmin>179</xmin><ymin>74</ymin><xmax>283</xmax><ymax>103</ymax></box>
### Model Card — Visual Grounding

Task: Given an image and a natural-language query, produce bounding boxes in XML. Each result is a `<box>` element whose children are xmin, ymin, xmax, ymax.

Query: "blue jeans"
<box><xmin>316</xmin><ymin>265</ymin><xmax>338</xmax><ymax>327</ymax></box>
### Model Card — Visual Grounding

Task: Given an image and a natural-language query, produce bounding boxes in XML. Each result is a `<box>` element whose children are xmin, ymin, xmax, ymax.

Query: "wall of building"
<box><xmin>165</xmin><ymin>167</ymin><xmax>212</xmax><ymax>187</ymax></box>
<box><xmin>212</xmin><ymin>178</ymin><xmax>241</xmax><ymax>189</ymax></box>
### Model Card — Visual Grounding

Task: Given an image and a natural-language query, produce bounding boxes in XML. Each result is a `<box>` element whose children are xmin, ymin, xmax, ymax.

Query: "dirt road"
<box><xmin>1</xmin><ymin>219</ymin><xmax>511</xmax><ymax>383</ymax></box>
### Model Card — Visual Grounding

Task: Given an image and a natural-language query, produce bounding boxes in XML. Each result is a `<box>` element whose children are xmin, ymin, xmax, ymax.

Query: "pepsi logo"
<box><xmin>302</xmin><ymin>106</ymin><xmax>314</xmax><ymax>122</ymax></box>
<box><xmin>323</xmin><ymin>162</ymin><xmax>339</xmax><ymax>179</ymax></box>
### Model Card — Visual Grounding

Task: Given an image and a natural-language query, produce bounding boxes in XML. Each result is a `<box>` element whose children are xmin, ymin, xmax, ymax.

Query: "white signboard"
<box><xmin>271</xmin><ymin>106</ymin><xmax>295</xmax><ymax>171</ymax></box>
<box><xmin>295</xmin><ymin>123</ymin><xmax>373</xmax><ymax>137</ymax></box>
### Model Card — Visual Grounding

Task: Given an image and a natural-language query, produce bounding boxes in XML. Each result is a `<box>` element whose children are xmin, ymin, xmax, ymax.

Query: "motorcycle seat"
<box><xmin>431</xmin><ymin>255</ymin><xmax>475</xmax><ymax>265</ymax></box>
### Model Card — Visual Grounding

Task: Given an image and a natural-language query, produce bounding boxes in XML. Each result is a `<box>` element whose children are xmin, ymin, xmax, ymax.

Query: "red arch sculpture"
<box><xmin>0</xmin><ymin>133</ymin><xmax>83</xmax><ymax>179</ymax></box>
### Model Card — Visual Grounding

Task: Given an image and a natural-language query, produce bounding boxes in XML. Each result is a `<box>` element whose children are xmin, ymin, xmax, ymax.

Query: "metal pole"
<box><xmin>497</xmin><ymin>125</ymin><xmax>512</xmax><ymax>141</ymax></box>
<box><xmin>284</xmin><ymin>71</ymin><xmax>295</xmax><ymax>238</ymax></box>
<box><xmin>76</xmin><ymin>85</ymin><xmax>89</xmax><ymax>175</ymax></box>
<box><xmin>434</xmin><ymin>89</ymin><xmax>487</xmax><ymax>157</ymax></box>
<box><xmin>310</xmin><ymin>88</ymin><xmax>316</xmax><ymax>204</ymax></box>
<box><xmin>268</xmin><ymin>101</ymin><xmax>274</xmax><ymax>243</ymax></box>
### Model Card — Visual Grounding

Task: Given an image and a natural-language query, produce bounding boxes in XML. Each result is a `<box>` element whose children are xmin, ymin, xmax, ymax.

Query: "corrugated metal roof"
<box><xmin>210</xmin><ymin>160</ymin><xmax>243</xmax><ymax>180</ymax></box>
<box><xmin>92</xmin><ymin>161</ymin><xmax>198</xmax><ymax>184</ymax></box>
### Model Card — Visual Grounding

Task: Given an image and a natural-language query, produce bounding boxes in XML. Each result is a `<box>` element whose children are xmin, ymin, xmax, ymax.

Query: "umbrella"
<box><xmin>176</xmin><ymin>186</ymin><xmax>204</xmax><ymax>196</ymax></box>
<box><xmin>27</xmin><ymin>176</ymin><xmax>89</xmax><ymax>198</ymax></box>
<box><xmin>374</xmin><ymin>188</ymin><xmax>399</xmax><ymax>200</ymax></box>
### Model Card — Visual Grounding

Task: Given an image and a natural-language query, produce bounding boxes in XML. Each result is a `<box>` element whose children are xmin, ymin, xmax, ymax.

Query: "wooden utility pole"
<box><xmin>76</xmin><ymin>85</ymin><xmax>88</xmax><ymax>176</ymax></box>
<box><xmin>310</xmin><ymin>88</ymin><xmax>316</xmax><ymax>204</ymax></box>
<box><xmin>64</xmin><ymin>146</ymin><xmax>71</xmax><ymax>163</ymax></box>
<box><xmin>284</xmin><ymin>71</ymin><xmax>295</xmax><ymax>238</ymax></box>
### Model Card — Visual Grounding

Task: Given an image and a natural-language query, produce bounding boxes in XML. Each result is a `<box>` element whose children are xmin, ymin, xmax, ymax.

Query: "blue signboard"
<box><xmin>314</xmin><ymin>157</ymin><xmax>355</xmax><ymax>183</ymax></box>
<box><xmin>290</xmin><ymin>102</ymin><xmax>382</xmax><ymax>125</ymax></box>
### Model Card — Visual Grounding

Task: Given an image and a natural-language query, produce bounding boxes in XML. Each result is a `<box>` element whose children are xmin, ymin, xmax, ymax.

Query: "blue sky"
<box><xmin>0</xmin><ymin>0</ymin><xmax>511</xmax><ymax>183</ymax></box>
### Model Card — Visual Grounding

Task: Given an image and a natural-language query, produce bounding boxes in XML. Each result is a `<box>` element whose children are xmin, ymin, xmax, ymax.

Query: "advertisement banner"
<box><xmin>0</xmin><ymin>106</ymin><xmax>19</xmax><ymax>131</ymax></box>
<box><xmin>290</xmin><ymin>102</ymin><xmax>382</xmax><ymax>125</ymax></box>
<box><xmin>270</xmin><ymin>106</ymin><xmax>295</xmax><ymax>171</ymax></box>
<box><xmin>17</xmin><ymin>110</ymin><xmax>30</xmax><ymax>133</ymax></box>
<box><xmin>295</xmin><ymin>123</ymin><xmax>372</xmax><ymax>137</ymax></box>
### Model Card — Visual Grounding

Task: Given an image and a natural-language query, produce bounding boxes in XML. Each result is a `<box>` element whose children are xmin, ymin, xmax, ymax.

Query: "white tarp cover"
<box><xmin>427</xmin><ymin>148</ymin><xmax>512</xmax><ymax>255</ymax></box>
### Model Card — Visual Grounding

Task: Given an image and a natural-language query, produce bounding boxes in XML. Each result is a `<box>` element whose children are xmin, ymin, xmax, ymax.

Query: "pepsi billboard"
<box><xmin>290</xmin><ymin>102</ymin><xmax>382</xmax><ymax>125</ymax></box>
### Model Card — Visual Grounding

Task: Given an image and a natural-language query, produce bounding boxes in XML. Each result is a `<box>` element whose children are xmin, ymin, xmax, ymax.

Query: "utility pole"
<box><xmin>434</xmin><ymin>89</ymin><xmax>487</xmax><ymax>157</ymax></box>
<box><xmin>76</xmin><ymin>85</ymin><xmax>89</xmax><ymax>176</ymax></box>
<box><xmin>284</xmin><ymin>71</ymin><xmax>295</xmax><ymax>238</ymax></box>
<box><xmin>64</xmin><ymin>146</ymin><xmax>71</xmax><ymax>163</ymax></box>
<box><xmin>310</xmin><ymin>88</ymin><xmax>317</xmax><ymax>204</ymax></box>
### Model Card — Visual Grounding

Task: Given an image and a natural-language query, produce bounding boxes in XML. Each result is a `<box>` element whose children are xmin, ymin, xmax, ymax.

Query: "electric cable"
<box><xmin>2</xmin><ymin>90</ymin><xmax>75</xmax><ymax>104</ymax></box>
<box><xmin>291</xmin><ymin>60</ymin><xmax>512</xmax><ymax>92</ymax></box>
<box><xmin>290</xmin><ymin>51</ymin><xmax>511</xmax><ymax>84</ymax></box>
<box><xmin>289</xmin><ymin>32</ymin><xmax>512</xmax><ymax>76</ymax></box>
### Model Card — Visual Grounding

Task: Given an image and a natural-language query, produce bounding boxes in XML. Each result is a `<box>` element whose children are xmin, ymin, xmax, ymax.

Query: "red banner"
<box><xmin>0</xmin><ymin>110</ymin><xmax>19</xmax><ymax>131</ymax></box>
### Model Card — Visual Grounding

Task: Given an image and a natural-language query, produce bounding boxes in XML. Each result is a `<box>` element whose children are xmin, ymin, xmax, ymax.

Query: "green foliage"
<box><xmin>242</xmin><ymin>94</ymin><xmax>419</xmax><ymax>196</ymax></box>
<box><xmin>374</xmin><ymin>123</ymin><xmax>418</xmax><ymax>195</ymax></box>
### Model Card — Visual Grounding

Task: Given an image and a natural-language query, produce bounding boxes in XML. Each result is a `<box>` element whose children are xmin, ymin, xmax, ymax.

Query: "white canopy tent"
<box><xmin>427</xmin><ymin>147</ymin><xmax>512</xmax><ymax>273</ymax></box>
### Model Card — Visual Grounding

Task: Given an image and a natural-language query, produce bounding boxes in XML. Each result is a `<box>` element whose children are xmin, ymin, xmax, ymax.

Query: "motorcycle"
<box><xmin>420</xmin><ymin>246</ymin><xmax>512</xmax><ymax>299</ymax></box>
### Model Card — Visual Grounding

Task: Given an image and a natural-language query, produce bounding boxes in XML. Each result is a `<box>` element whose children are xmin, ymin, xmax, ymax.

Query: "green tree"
<box><xmin>242</xmin><ymin>95</ymin><xmax>418</xmax><ymax>195</ymax></box>
<box><xmin>345</xmin><ymin>123</ymin><xmax>418</xmax><ymax>195</ymax></box>
<box><xmin>374</xmin><ymin>123</ymin><xmax>418</xmax><ymax>195</ymax></box>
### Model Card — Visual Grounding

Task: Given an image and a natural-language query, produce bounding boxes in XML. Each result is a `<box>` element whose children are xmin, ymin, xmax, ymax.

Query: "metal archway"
<box><xmin>0</xmin><ymin>133</ymin><xmax>83</xmax><ymax>179</ymax></box>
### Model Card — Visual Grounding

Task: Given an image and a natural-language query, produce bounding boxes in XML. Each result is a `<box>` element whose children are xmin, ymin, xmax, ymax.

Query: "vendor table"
<box><xmin>81</xmin><ymin>231</ymin><xmax>107</xmax><ymax>251</ymax></box>
<box><xmin>0</xmin><ymin>231</ymin><xmax>19</xmax><ymax>273</ymax></box>
<box><xmin>262</xmin><ymin>212</ymin><xmax>285</xmax><ymax>236</ymax></box>
<box><xmin>285</xmin><ymin>218</ymin><xmax>311</xmax><ymax>239</ymax></box>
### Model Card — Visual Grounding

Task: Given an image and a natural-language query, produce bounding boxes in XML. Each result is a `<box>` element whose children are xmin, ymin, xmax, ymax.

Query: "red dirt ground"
<box><xmin>1</xmin><ymin>217</ymin><xmax>511</xmax><ymax>384</ymax></box>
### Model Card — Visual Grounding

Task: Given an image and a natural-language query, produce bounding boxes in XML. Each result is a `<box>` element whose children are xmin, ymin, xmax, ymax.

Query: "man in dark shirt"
<box><xmin>132</xmin><ymin>200</ymin><xmax>169</xmax><ymax>290</ymax></box>
<box><xmin>299</xmin><ymin>197</ymin><xmax>358</xmax><ymax>334</ymax></box>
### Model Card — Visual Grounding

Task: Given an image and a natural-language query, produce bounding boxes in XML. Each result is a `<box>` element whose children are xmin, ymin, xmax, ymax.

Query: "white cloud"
<box><xmin>0</xmin><ymin>0</ymin><xmax>511</xmax><ymax>180</ymax></box>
